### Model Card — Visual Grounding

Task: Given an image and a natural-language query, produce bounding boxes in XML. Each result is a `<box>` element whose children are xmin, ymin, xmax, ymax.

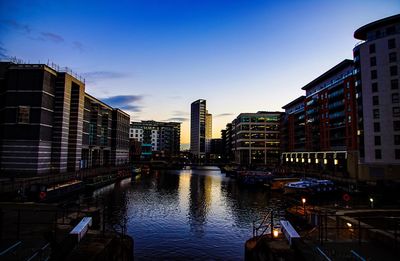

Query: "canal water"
<box><xmin>89</xmin><ymin>167</ymin><xmax>288</xmax><ymax>260</ymax></box>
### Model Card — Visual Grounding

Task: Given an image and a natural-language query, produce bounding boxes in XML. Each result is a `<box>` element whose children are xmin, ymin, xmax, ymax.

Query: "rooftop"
<box><xmin>354</xmin><ymin>14</ymin><xmax>400</xmax><ymax>40</ymax></box>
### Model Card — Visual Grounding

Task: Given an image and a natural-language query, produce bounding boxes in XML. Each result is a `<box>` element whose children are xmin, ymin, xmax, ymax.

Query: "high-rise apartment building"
<box><xmin>205</xmin><ymin>111</ymin><xmax>212</xmax><ymax>153</ymax></box>
<box><xmin>353</xmin><ymin>14</ymin><xmax>400</xmax><ymax>179</ymax></box>
<box><xmin>190</xmin><ymin>99</ymin><xmax>206</xmax><ymax>157</ymax></box>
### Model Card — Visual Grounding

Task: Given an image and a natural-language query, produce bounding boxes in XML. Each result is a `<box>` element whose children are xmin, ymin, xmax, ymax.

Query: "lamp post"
<box><xmin>369</xmin><ymin>197</ymin><xmax>374</xmax><ymax>208</ymax></box>
<box><xmin>302</xmin><ymin>197</ymin><xmax>306</xmax><ymax>216</ymax></box>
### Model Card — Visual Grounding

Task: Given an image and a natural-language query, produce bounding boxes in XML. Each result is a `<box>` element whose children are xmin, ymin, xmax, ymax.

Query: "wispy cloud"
<box><xmin>214</xmin><ymin>113</ymin><xmax>234</xmax><ymax>118</ymax></box>
<box><xmin>119</xmin><ymin>105</ymin><xmax>142</xmax><ymax>112</ymax></box>
<box><xmin>102</xmin><ymin>95</ymin><xmax>143</xmax><ymax>105</ymax></box>
<box><xmin>166</xmin><ymin>117</ymin><xmax>188</xmax><ymax>122</ymax></box>
<box><xmin>0</xmin><ymin>19</ymin><xmax>31</xmax><ymax>34</ymax></box>
<box><xmin>172</xmin><ymin>110</ymin><xmax>189</xmax><ymax>116</ymax></box>
<box><xmin>102</xmin><ymin>95</ymin><xmax>144</xmax><ymax>112</ymax></box>
<box><xmin>40</xmin><ymin>32</ymin><xmax>64</xmax><ymax>43</ymax></box>
<box><xmin>72</xmin><ymin>41</ymin><xmax>85</xmax><ymax>52</ymax></box>
<box><xmin>83</xmin><ymin>71</ymin><xmax>129</xmax><ymax>81</ymax></box>
<box><xmin>0</xmin><ymin>19</ymin><xmax>86</xmax><ymax>53</ymax></box>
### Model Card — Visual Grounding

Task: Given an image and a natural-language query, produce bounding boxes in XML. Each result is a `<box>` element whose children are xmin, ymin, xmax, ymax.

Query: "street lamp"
<box><xmin>273</xmin><ymin>228</ymin><xmax>279</xmax><ymax>238</ymax></box>
<box><xmin>302</xmin><ymin>197</ymin><xmax>306</xmax><ymax>216</ymax></box>
<box><xmin>369</xmin><ymin>197</ymin><xmax>374</xmax><ymax>208</ymax></box>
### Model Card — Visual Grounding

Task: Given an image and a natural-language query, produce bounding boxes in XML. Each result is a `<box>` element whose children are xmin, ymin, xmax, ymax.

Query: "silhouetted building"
<box><xmin>0</xmin><ymin>61</ymin><xmax>130</xmax><ymax>175</ymax></box>
<box><xmin>190</xmin><ymin>99</ymin><xmax>206</xmax><ymax>158</ymax></box>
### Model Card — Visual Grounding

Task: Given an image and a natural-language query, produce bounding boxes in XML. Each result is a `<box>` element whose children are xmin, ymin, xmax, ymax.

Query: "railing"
<box><xmin>252</xmin><ymin>211</ymin><xmax>273</xmax><ymax>238</ymax></box>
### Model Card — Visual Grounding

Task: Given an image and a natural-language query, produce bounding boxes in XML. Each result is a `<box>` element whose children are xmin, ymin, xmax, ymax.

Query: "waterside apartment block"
<box><xmin>0</xmin><ymin>61</ymin><xmax>130</xmax><ymax>175</ymax></box>
<box><xmin>281</xmin><ymin>60</ymin><xmax>358</xmax><ymax>180</ymax></box>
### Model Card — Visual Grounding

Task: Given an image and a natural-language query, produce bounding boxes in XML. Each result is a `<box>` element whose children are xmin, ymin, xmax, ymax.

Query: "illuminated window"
<box><xmin>17</xmin><ymin>106</ymin><xmax>30</xmax><ymax>124</ymax></box>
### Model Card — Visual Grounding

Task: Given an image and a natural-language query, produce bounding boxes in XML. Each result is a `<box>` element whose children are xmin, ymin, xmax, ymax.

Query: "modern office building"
<box><xmin>130</xmin><ymin>120</ymin><xmax>181</xmax><ymax>159</ymax></box>
<box><xmin>111</xmin><ymin>109</ymin><xmax>130</xmax><ymax>166</ymax></box>
<box><xmin>190</xmin><ymin>99</ymin><xmax>206</xmax><ymax>157</ymax></box>
<box><xmin>281</xmin><ymin>60</ymin><xmax>358</xmax><ymax>178</ymax></box>
<box><xmin>231</xmin><ymin>112</ymin><xmax>282</xmax><ymax>166</ymax></box>
<box><xmin>0</xmin><ymin>61</ymin><xmax>130</xmax><ymax>175</ymax></box>
<box><xmin>353</xmin><ymin>14</ymin><xmax>400</xmax><ymax>180</ymax></box>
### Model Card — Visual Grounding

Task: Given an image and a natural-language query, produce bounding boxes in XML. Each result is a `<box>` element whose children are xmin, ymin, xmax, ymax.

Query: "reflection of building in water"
<box><xmin>187</xmin><ymin>173</ymin><xmax>213</xmax><ymax>235</ymax></box>
<box><xmin>178</xmin><ymin>171</ymin><xmax>191</xmax><ymax>211</ymax></box>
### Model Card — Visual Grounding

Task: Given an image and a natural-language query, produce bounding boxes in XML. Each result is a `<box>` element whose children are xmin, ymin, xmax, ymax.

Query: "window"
<box><xmin>389</xmin><ymin>52</ymin><xmax>397</xmax><ymax>63</ymax></box>
<box><xmin>348</xmin><ymin>116</ymin><xmax>352</xmax><ymax>123</ymax></box>
<box><xmin>369</xmin><ymin>44</ymin><xmax>376</xmax><ymax>53</ymax></box>
<box><xmin>375</xmin><ymin>149</ymin><xmax>382</xmax><ymax>159</ymax></box>
<box><xmin>372</xmin><ymin>82</ymin><xmax>378</xmax><ymax>92</ymax></box>
<box><xmin>374</xmin><ymin>136</ymin><xmax>381</xmax><ymax>146</ymax></box>
<box><xmin>393</xmin><ymin>93</ymin><xmax>399</xmax><ymax>103</ymax></box>
<box><xmin>371</xmin><ymin>70</ymin><xmax>377</xmax><ymax>80</ymax></box>
<box><xmin>396</xmin><ymin>149</ymin><xmax>400</xmax><ymax>160</ymax></box>
<box><xmin>374</xmin><ymin>122</ymin><xmax>380</xmax><ymax>132</ymax></box>
<box><xmin>388</xmin><ymin>38</ymin><xmax>396</xmax><ymax>49</ymax></box>
<box><xmin>394</xmin><ymin>107</ymin><xmax>400</xmax><ymax>117</ymax></box>
<box><xmin>394</xmin><ymin>121</ymin><xmax>400</xmax><ymax>131</ymax></box>
<box><xmin>390</xmin><ymin>66</ymin><xmax>398</xmax><ymax>76</ymax></box>
<box><xmin>372</xmin><ymin>96</ymin><xmax>379</xmax><ymax>105</ymax></box>
<box><xmin>17</xmin><ymin>106</ymin><xmax>30</xmax><ymax>124</ymax></box>
<box><xmin>392</xmin><ymin>79</ymin><xmax>399</xmax><ymax>90</ymax></box>
<box><xmin>395</xmin><ymin>135</ymin><xmax>400</xmax><ymax>145</ymax></box>
<box><xmin>373</xmin><ymin>109</ymin><xmax>380</xmax><ymax>119</ymax></box>
<box><xmin>370</xmin><ymin>57</ymin><xmax>376</xmax><ymax>66</ymax></box>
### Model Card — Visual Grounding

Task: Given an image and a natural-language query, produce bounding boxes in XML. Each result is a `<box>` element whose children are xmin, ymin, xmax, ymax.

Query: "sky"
<box><xmin>0</xmin><ymin>0</ymin><xmax>399</xmax><ymax>149</ymax></box>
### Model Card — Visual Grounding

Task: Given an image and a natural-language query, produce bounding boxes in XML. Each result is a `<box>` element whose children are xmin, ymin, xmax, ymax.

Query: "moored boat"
<box><xmin>283</xmin><ymin>178</ymin><xmax>335</xmax><ymax>195</ymax></box>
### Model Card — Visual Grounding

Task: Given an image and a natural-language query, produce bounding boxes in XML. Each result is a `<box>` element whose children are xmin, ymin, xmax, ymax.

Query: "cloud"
<box><xmin>102</xmin><ymin>95</ymin><xmax>143</xmax><ymax>105</ymax></box>
<box><xmin>0</xmin><ymin>19</ymin><xmax>31</xmax><ymax>34</ymax></box>
<box><xmin>172</xmin><ymin>110</ymin><xmax>189</xmax><ymax>116</ymax></box>
<box><xmin>72</xmin><ymin>41</ymin><xmax>85</xmax><ymax>52</ymax></box>
<box><xmin>102</xmin><ymin>95</ymin><xmax>144</xmax><ymax>112</ymax></box>
<box><xmin>119</xmin><ymin>105</ymin><xmax>142</xmax><ymax>112</ymax></box>
<box><xmin>40</xmin><ymin>32</ymin><xmax>64</xmax><ymax>43</ymax></box>
<box><xmin>166</xmin><ymin>117</ymin><xmax>188</xmax><ymax>122</ymax></box>
<box><xmin>83</xmin><ymin>71</ymin><xmax>129</xmax><ymax>81</ymax></box>
<box><xmin>214</xmin><ymin>113</ymin><xmax>234</xmax><ymax>118</ymax></box>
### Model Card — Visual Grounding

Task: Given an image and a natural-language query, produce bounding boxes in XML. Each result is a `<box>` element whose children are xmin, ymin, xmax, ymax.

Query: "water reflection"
<box><xmin>90</xmin><ymin>168</ymin><xmax>287</xmax><ymax>260</ymax></box>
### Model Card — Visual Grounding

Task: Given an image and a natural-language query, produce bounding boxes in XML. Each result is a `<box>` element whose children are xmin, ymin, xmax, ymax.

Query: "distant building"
<box><xmin>205</xmin><ymin>111</ymin><xmax>212</xmax><ymax>153</ymax></box>
<box><xmin>231</xmin><ymin>112</ymin><xmax>282</xmax><ymax>166</ymax></box>
<box><xmin>130</xmin><ymin>120</ymin><xmax>181</xmax><ymax>159</ymax></box>
<box><xmin>190</xmin><ymin>99</ymin><xmax>206</xmax><ymax>157</ymax></box>
<box><xmin>0</xmin><ymin>61</ymin><xmax>130</xmax><ymax>175</ymax></box>
<box><xmin>221</xmin><ymin>123</ymin><xmax>234</xmax><ymax>163</ymax></box>
<box><xmin>353</xmin><ymin>14</ymin><xmax>400</xmax><ymax>180</ymax></box>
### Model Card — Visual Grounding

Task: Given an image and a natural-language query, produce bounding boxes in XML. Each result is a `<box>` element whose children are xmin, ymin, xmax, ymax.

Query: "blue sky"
<box><xmin>0</xmin><ymin>0</ymin><xmax>399</xmax><ymax>146</ymax></box>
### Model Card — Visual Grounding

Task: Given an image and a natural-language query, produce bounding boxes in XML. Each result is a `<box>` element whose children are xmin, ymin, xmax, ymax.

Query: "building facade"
<box><xmin>231</xmin><ymin>112</ymin><xmax>282</xmax><ymax>166</ymax></box>
<box><xmin>205</xmin><ymin>111</ymin><xmax>212</xmax><ymax>153</ymax></box>
<box><xmin>190</xmin><ymin>99</ymin><xmax>206</xmax><ymax>157</ymax></box>
<box><xmin>0</xmin><ymin>61</ymin><xmax>130</xmax><ymax>175</ymax></box>
<box><xmin>353</xmin><ymin>14</ymin><xmax>400</xmax><ymax>180</ymax></box>
<box><xmin>130</xmin><ymin>120</ymin><xmax>181</xmax><ymax>159</ymax></box>
<box><xmin>281</xmin><ymin>60</ymin><xmax>358</xmax><ymax>179</ymax></box>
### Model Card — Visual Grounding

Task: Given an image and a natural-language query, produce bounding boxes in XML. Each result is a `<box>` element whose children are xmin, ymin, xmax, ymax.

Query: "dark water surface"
<box><xmin>90</xmin><ymin>167</ymin><xmax>288</xmax><ymax>260</ymax></box>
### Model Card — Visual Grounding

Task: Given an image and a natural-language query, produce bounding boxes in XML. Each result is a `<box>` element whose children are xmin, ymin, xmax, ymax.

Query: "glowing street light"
<box><xmin>302</xmin><ymin>197</ymin><xmax>306</xmax><ymax>216</ymax></box>
<box><xmin>273</xmin><ymin>229</ymin><xmax>279</xmax><ymax>238</ymax></box>
<box><xmin>370</xmin><ymin>197</ymin><xmax>374</xmax><ymax>208</ymax></box>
